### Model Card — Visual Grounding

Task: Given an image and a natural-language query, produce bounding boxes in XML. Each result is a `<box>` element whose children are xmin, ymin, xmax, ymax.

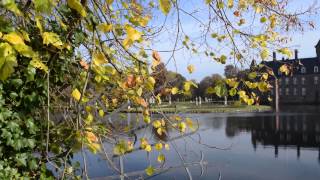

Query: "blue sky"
<box><xmin>149</xmin><ymin>0</ymin><xmax>320</xmax><ymax>82</ymax></box>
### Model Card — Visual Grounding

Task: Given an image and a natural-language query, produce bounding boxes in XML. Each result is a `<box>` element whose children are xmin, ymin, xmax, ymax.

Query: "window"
<box><xmin>278</xmin><ymin>79</ymin><xmax>282</xmax><ymax>85</ymax></box>
<box><xmin>285</xmin><ymin>78</ymin><xmax>289</xmax><ymax>85</ymax></box>
<box><xmin>285</xmin><ymin>88</ymin><xmax>289</xmax><ymax>95</ymax></box>
<box><xmin>279</xmin><ymin>88</ymin><xmax>282</xmax><ymax>96</ymax></box>
<box><xmin>315</xmin><ymin>76</ymin><xmax>319</xmax><ymax>85</ymax></box>
<box><xmin>293</xmin><ymin>77</ymin><xmax>297</xmax><ymax>85</ymax></box>
<box><xmin>301</xmin><ymin>77</ymin><xmax>305</xmax><ymax>85</ymax></box>
<box><xmin>302</xmin><ymin>88</ymin><xmax>306</xmax><ymax>96</ymax></box>
<box><xmin>301</xmin><ymin>67</ymin><xmax>306</xmax><ymax>73</ymax></box>
<box><xmin>294</xmin><ymin>88</ymin><xmax>297</xmax><ymax>95</ymax></box>
<box><xmin>315</xmin><ymin>66</ymin><xmax>319</xmax><ymax>73</ymax></box>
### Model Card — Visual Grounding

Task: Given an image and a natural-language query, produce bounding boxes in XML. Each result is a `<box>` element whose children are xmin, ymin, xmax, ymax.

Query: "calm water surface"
<box><xmin>80</xmin><ymin>106</ymin><xmax>320</xmax><ymax>180</ymax></box>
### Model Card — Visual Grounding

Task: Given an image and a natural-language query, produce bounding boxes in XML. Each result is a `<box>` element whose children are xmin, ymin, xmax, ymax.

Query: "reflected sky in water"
<box><xmin>81</xmin><ymin>106</ymin><xmax>320</xmax><ymax>180</ymax></box>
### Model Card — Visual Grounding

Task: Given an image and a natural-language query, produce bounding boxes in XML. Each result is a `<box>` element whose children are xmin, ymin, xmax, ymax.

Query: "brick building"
<box><xmin>264</xmin><ymin>41</ymin><xmax>320</xmax><ymax>104</ymax></box>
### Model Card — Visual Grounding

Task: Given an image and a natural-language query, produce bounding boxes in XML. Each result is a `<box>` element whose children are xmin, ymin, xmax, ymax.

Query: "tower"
<box><xmin>316</xmin><ymin>40</ymin><xmax>320</xmax><ymax>58</ymax></box>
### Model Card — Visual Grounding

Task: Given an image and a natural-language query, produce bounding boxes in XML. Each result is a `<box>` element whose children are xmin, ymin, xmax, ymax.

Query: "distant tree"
<box><xmin>198</xmin><ymin>74</ymin><xmax>223</xmax><ymax>97</ymax></box>
<box><xmin>224</xmin><ymin>65</ymin><xmax>239</xmax><ymax>78</ymax></box>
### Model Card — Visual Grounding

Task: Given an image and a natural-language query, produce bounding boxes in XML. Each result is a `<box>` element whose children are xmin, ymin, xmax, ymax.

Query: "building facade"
<box><xmin>264</xmin><ymin>41</ymin><xmax>320</xmax><ymax>104</ymax></box>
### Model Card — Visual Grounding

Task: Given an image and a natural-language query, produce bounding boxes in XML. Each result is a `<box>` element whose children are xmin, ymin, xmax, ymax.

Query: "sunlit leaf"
<box><xmin>159</xmin><ymin>0</ymin><xmax>171</xmax><ymax>15</ymax></box>
<box><xmin>157</xmin><ymin>154</ymin><xmax>165</xmax><ymax>163</ymax></box>
<box><xmin>71</xmin><ymin>88</ymin><xmax>81</xmax><ymax>101</ymax></box>
<box><xmin>145</xmin><ymin>166</ymin><xmax>155</xmax><ymax>176</ymax></box>
<box><xmin>171</xmin><ymin>87</ymin><xmax>179</xmax><ymax>95</ymax></box>
<box><xmin>3</xmin><ymin>32</ymin><xmax>24</xmax><ymax>45</ymax></box>
<box><xmin>67</xmin><ymin>0</ymin><xmax>87</xmax><ymax>17</ymax></box>
<box><xmin>42</xmin><ymin>32</ymin><xmax>63</xmax><ymax>49</ymax></box>
<box><xmin>187</xmin><ymin>64</ymin><xmax>195</xmax><ymax>74</ymax></box>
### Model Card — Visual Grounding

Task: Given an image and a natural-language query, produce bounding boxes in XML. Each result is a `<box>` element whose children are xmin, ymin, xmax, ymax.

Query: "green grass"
<box><xmin>124</xmin><ymin>102</ymin><xmax>272</xmax><ymax>113</ymax></box>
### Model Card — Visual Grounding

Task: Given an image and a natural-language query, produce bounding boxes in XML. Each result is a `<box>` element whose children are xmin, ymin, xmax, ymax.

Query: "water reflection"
<box><xmin>225</xmin><ymin>113</ymin><xmax>320</xmax><ymax>160</ymax></box>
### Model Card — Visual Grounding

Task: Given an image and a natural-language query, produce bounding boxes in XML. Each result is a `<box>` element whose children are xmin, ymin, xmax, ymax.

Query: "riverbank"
<box><xmin>123</xmin><ymin>102</ymin><xmax>272</xmax><ymax>113</ymax></box>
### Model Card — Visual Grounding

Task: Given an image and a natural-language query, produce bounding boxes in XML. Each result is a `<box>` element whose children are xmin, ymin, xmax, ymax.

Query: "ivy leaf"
<box><xmin>0</xmin><ymin>55</ymin><xmax>18</xmax><ymax>81</ymax></box>
<box><xmin>1</xmin><ymin>0</ymin><xmax>22</xmax><ymax>16</ymax></box>
<box><xmin>30</xmin><ymin>56</ymin><xmax>48</xmax><ymax>73</ymax></box>
<box><xmin>229</xmin><ymin>88</ymin><xmax>237</xmax><ymax>96</ymax></box>
<box><xmin>67</xmin><ymin>0</ymin><xmax>87</xmax><ymax>17</ymax></box>
<box><xmin>42</xmin><ymin>32</ymin><xmax>63</xmax><ymax>49</ymax></box>
<box><xmin>159</xmin><ymin>0</ymin><xmax>171</xmax><ymax>15</ymax></box>
<box><xmin>260</xmin><ymin>48</ymin><xmax>269</xmax><ymax>60</ymax></box>
<box><xmin>3</xmin><ymin>32</ymin><xmax>25</xmax><ymax>45</ymax></box>
<box><xmin>33</xmin><ymin>0</ymin><xmax>55</xmax><ymax>14</ymax></box>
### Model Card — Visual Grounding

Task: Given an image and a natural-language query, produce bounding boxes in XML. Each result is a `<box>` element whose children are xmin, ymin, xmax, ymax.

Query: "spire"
<box><xmin>250</xmin><ymin>59</ymin><xmax>257</xmax><ymax>70</ymax></box>
<box><xmin>316</xmin><ymin>40</ymin><xmax>320</xmax><ymax>58</ymax></box>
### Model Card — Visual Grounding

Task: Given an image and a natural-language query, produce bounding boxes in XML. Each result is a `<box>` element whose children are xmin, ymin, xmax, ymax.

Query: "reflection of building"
<box><xmin>226</xmin><ymin>115</ymin><xmax>320</xmax><ymax>159</ymax></box>
<box><xmin>263</xmin><ymin>41</ymin><xmax>320</xmax><ymax>104</ymax></box>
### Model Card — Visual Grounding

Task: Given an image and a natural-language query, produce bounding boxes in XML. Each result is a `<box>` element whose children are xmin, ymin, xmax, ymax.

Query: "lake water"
<box><xmin>79</xmin><ymin>106</ymin><xmax>320</xmax><ymax>180</ymax></box>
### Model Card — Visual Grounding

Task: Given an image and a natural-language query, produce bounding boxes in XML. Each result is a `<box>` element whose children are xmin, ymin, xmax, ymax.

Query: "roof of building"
<box><xmin>263</xmin><ymin>56</ymin><xmax>320</xmax><ymax>76</ymax></box>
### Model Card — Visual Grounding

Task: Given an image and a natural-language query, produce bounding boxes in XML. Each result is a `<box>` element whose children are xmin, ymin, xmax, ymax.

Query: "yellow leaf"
<box><xmin>71</xmin><ymin>88</ymin><xmax>81</xmax><ymax>101</ymax></box>
<box><xmin>85</xmin><ymin>131</ymin><xmax>98</xmax><ymax>143</ymax></box>
<box><xmin>278</xmin><ymin>48</ymin><xmax>292</xmax><ymax>58</ymax></box>
<box><xmin>93</xmin><ymin>52</ymin><xmax>106</xmax><ymax>66</ymax></box>
<box><xmin>159</xmin><ymin>0</ymin><xmax>171</xmax><ymax>15</ymax></box>
<box><xmin>145</xmin><ymin>166</ymin><xmax>155</xmax><ymax>176</ymax></box>
<box><xmin>35</xmin><ymin>16</ymin><xmax>43</xmax><ymax>33</ymax></box>
<box><xmin>144</xmin><ymin>144</ymin><xmax>152</xmax><ymax>152</ymax></box>
<box><xmin>157</xmin><ymin>154</ymin><xmax>165</xmax><ymax>163</ymax></box>
<box><xmin>3</xmin><ymin>32</ymin><xmax>25</xmax><ymax>45</ymax></box>
<box><xmin>164</xmin><ymin>143</ymin><xmax>170</xmax><ymax>150</ymax></box>
<box><xmin>123</xmin><ymin>25</ymin><xmax>142</xmax><ymax>48</ymax></box>
<box><xmin>153</xmin><ymin>120</ymin><xmax>162</xmax><ymax>128</ymax></box>
<box><xmin>13</xmin><ymin>44</ymin><xmax>35</xmax><ymax>58</ymax></box>
<box><xmin>155</xmin><ymin>143</ymin><xmax>163</xmax><ymax>151</ymax></box>
<box><xmin>279</xmin><ymin>64</ymin><xmax>290</xmax><ymax>75</ymax></box>
<box><xmin>30</xmin><ymin>56</ymin><xmax>48</xmax><ymax>73</ymax></box>
<box><xmin>85</xmin><ymin>113</ymin><xmax>94</xmax><ymax>124</ymax></box>
<box><xmin>178</xmin><ymin>122</ymin><xmax>186</xmax><ymax>133</ymax></box>
<box><xmin>87</xmin><ymin>142</ymin><xmax>101</xmax><ymax>154</ymax></box>
<box><xmin>97</xmin><ymin>23</ymin><xmax>113</xmax><ymax>33</ymax></box>
<box><xmin>42</xmin><ymin>32</ymin><xmax>63</xmax><ymax>49</ymax></box>
<box><xmin>171</xmin><ymin>87</ymin><xmax>179</xmax><ymax>95</ymax></box>
<box><xmin>269</xmin><ymin>14</ymin><xmax>277</xmax><ymax>29</ymax></box>
<box><xmin>187</xmin><ymin>64</ymin><xmax>195</xmax><ymax>74</ymax></box>
<box><xmin>67</xmin><ymin>0</ymin><xmax>87</xmax><ymax>17</ymax></box>
<box><xmin>227</xmin><ymin>0</ymin><xmax>234</xmax><ymax>8</ymax></box>
<box><xmin>260</xmin><ymin>48</ymin><xmax>269</xmax><ymax>60</ymax></box>
<box><xmin>2</xmin><ymin>0</ymin><xmax>22</xmax><ymax>16</ymax></box>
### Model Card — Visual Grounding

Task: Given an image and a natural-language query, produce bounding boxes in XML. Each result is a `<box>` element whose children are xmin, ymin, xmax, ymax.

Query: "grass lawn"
<box><xmin>124</xmin><ymin>102</ymin><xmax>272</xmax><ymax>113</ymax></box>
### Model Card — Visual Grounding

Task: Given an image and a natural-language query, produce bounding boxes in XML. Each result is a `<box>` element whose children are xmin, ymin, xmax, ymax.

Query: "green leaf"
<box><xmin>33</xmin><ymin>0</ymin><xmax>55</xmax><ymax>13</ymax></box>
<box><xmin>1</xmin><ymin>0</ymin><xmax>22</xmax><ymax>16</ymax></box>
<box><xmin>67</xmin><ymin>0</ymin><xmax>87</xmax><ymax>17</ymax></box>
<box><xmin>248</xmin><ymin>72</ymin><xmax>257</xmax><ymax>79</ymax></box>
<box><xmin>229</xmin><ymin>88</ymin><xmax>237</xmax><ymax>96</ymax></box>
<box><xmin>159</xmin><ymin>0</ymin><xmax>171</xmax><ymax>15</ymax></box>
<box><xmin>0</xmin><ymin>43</ymin><xmax>17</xmax><ymax>81</ymax></box>
<box><xmin>214</xmin><ymin>84</ymin><xmax>227</xmax><ymax>97</ymax></box>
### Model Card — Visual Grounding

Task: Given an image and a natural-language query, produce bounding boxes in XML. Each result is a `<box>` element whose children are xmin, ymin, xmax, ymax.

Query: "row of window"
<box><xmin>279</xmin><ymin>76</ymin><xmax>319</xmax><ymax>85</ymax></box>
<box><xmin>277</xmin><ymin>88</ymin><xmax>306</xmax><ymax>96</ymax></box>
<box><xmin>278</xmin><ymin>66</ymin><xmax>319</xmax><ymax>75</ymax></box>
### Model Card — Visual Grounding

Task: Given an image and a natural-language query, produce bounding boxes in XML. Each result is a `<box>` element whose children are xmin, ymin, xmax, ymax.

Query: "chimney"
<box><xmin>273</xmin><ymin>52</ymin><xmax>276</xmax><ymax>61</ymax></box>
<box><xmin>295</xmin><ymin>49</ymin><xmax>298</xmax><ymax>60</ymax></box>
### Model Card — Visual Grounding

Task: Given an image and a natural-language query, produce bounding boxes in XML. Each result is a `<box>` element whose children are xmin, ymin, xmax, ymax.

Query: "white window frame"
<box><xmin>315</xmin><ymin>66</ymin><xmax>319</xmax><ymax>73</ymax></box>
<box><xmin>293</xmin><ymin>77</ymin><xmax>297</xmax><ymax>85</ymax></box>
<box><xmin>301</xmin><ymin>77</ymin><xmax>305</xmax><ymax>85</ymax></box>
<box><xmin>285</xmin><ymin>78</ymin><xmax>289</xmax><ymax>85</ymax></box>
<box><xmin>315</xmin><ymin>76</ymin><xmax>319</xmax><ymax>85</ymax></box>
<box><xmin>301</xmin><ymin>67</ymin><xmax>306</xmax><ymax>73</ymax></box>
<box><xmin>293</xmin><ymin>88</ymin><xmax>297</xmax><ymax>96</ymax></box>
<box><xmin>285</xmin><ymin>88</ymin><xmax>289</xmax><ymax>95</ymax></box>
<box><xmin>302</xmin><ymin>88</ymin><xmax>306</xmax><ymax>96</ymax></box>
